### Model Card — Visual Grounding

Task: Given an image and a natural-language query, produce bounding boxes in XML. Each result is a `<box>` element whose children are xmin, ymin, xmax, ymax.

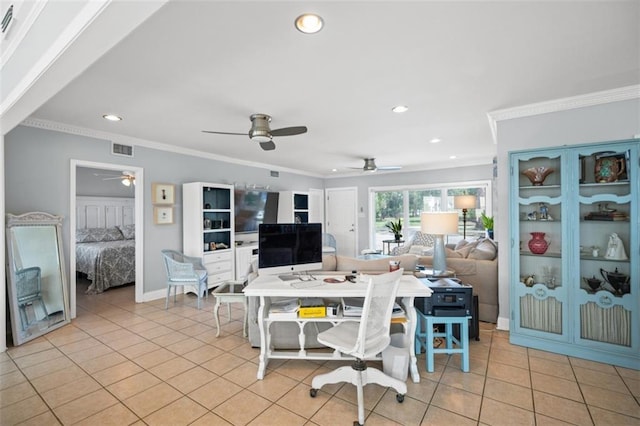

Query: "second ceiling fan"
<box><xmin>352</xmin><ymin>158</ymin><xmax>402</xmax><ymax>173</ymax></box>
<box><xmin>202</xmin><ymin>113</ymin><xmax>307</xmax><ymax>151</ymax></box>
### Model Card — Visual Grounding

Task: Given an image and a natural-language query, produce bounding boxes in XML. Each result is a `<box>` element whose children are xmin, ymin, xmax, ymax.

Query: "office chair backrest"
<box><xmin>353</xmin><ymin>268</ymin><xmax>403</xmax><ymax>359</ymax></box>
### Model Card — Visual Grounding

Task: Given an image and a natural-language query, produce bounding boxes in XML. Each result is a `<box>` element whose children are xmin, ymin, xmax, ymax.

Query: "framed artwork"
<box><xmin>154</xmin><ymin>206</ymin><xmax>174</xmax><ymax>225</ymax></box>
<box><xmin>152</xmin><ymin>183</ymin><xmax>175</xmax><ymax>205</ymax></box>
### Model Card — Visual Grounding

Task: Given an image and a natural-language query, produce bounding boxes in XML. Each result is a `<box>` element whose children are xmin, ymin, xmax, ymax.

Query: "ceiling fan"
<box><xmin>94</xmin><ymin>171</ymin><xmax>136</xmax><ymax>186</ymax></box>
<box><xmin>351</xmin><ymin>158</ymin><xmax>402</xmax><ymax>173</ymax></box>
<box><xmin>202</xmin><ymin>113</ymin><xmax>307</xmax><ymax>151</ymax></box>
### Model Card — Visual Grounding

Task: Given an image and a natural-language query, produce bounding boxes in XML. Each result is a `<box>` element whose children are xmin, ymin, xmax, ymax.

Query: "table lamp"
<box><xmin>454</xmin><ymin>195</ymin><xmax>476</xmax><ymax>239</ymax></box>
<box><xmin>421</xmin><ymin>212</ymin><xmax>459</xmax><ymax>276</ymax></box>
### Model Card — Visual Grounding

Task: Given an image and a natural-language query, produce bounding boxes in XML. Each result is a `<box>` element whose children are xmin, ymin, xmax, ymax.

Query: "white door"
<box><xmin>325</xmin><ymin>187</ymin><xmax>357</xmax><ymax>257</ymax></box>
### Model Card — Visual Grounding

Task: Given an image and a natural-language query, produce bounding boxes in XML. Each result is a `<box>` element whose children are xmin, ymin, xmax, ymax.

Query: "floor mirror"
<box><xmin>6</xmin><ymin>212</ymin><xmax>70</xmax><ymax>346</ymax></box>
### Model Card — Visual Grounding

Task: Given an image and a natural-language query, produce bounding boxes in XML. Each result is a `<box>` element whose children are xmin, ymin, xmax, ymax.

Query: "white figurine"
<box><xmin>604</xmin><ymin>233</ymin><xmax>628</xmax><ymax>260</ymax></box>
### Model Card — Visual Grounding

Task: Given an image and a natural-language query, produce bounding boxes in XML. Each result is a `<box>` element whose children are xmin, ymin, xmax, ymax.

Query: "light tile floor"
<box><xmin>2</xmin><ymin>282</ymin><xmax>639</xmax><ymax>425</ymax></box>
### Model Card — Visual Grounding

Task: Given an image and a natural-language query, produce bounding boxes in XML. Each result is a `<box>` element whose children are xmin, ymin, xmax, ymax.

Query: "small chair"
<box><xmin>161</xmin><ymin>250</ymin><xmax>208</xmax><ymax>309</ymax></box>
<box><xmin>310</xmin><ymin>269</ymin><xmax>406</xmax><ymax>426</ymax></box>
<box><xmin>16</xmin><ymin>267</ymin><xmax>48</xmax><ymax>330</ymax></box>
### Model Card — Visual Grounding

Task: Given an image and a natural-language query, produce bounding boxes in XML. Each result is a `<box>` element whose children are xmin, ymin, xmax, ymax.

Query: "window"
<box><xmin>369</xmin><ymin>181</ymin><xmax>491</xmax><ymax>250</ymax></box>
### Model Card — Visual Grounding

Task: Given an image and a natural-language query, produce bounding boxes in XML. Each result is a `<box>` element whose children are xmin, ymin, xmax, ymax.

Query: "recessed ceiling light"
<box><xmin>295</xmin><ymin>13</ymin><xmax>323</xmax><ymax>34</ymax></box>
<box><xmin>449</xmin><ymin>155</ymin><xmax>457</xmax><ymax>159</ymax></box>
<box><xmin>392</xmin><ymin>105</ymin><xmax>409</xmax><ymax>113</ymax></box>
<box><xmin>103</xmin><ymin>114</ymin><xmax>122</xmax><ymax>121</ymax></box>
<box><xmin>331</xmin><ymin>168</ymin><xmax>338</xmax><ymax>172</ymax></box>
<box><xmin>430</xmin><ymin>138</ymin><xmax>441</xmax><ymax>144</ymax></box>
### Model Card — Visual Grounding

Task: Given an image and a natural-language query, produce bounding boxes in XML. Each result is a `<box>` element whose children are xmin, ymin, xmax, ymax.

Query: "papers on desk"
<box><xmin>341</xmin><ymin>298</ymin><xmax>405</xmax><ymax>320</ymax></box>
<box><xmin>269</xmin><ymin>298</ymin><xmax>299</xmax><ymax>319</ymax></box>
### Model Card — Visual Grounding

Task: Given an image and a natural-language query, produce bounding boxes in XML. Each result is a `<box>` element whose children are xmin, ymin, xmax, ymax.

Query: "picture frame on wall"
<box><xmin>154</xmin><ymin>206</ymin><xmax>174</xmax><ymax>225</ymax></box>
<box><xmin>152</xmin><ymin>183</ymin><xmax>175</xmax><ymax>205</ymax></box>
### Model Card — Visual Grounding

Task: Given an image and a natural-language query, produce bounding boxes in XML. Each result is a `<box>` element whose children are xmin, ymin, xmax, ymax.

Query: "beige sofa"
<box><xmin>247</xmin><ymin>244</ymin><xmax>498</xmax><ymax>348</ymax></box>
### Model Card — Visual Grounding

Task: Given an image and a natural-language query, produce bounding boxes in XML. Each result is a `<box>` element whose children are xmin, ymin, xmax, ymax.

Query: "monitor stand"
<box><xmin>278</xmin><ymin>274</ymin><xmax>299</xmax><ymax>281</ymax></box>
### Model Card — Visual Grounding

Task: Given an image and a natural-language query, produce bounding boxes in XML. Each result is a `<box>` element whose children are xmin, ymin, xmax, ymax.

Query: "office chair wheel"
<box><xmin>396</xmin><ymin>393</ymin><xmax>405</xmax><ymax>403</ymax></box>
<box><xmin>310</xmin><ymin>388</ymin><xmax>318</xmax><ymax>397</ymax></box>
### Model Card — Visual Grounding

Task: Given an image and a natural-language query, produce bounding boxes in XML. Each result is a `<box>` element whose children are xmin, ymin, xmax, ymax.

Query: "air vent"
<box><xmin>112</xmin><ymin>142</ymin><xmax>133</xmax><ymax>157</ymax></box>
<box><xmin>270</xmin><ymin>170</ymin><xmax>279</xmax><ymax>178</ymax></box>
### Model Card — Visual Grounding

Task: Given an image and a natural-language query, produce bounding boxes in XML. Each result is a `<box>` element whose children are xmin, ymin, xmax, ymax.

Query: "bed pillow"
<box><xmin>76</xmin><ymin>227</ymin><xmax>124</xmax><ymax>243</ymax></box>
<box><xmin>117</xmin><ymin>224</ymin><xmax>135</xmax><ymax>240</ymax></box>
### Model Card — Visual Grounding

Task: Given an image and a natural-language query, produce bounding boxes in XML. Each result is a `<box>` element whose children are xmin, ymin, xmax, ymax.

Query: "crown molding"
<box><xmin>486</xmin><ymin>85</ymin><xmax>640</xmax><ymax>144</ymax></box>
<box><xmin>20</xmin><ymin>117</ymin><xmax>325</xmax><ymax>178</ymax></box>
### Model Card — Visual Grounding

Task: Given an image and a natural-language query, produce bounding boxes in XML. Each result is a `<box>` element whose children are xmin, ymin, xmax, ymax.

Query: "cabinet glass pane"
<box><xmin>517</xmin><ymin>155</ymin><xmax>563</xmax><ymax>290</ymax></box>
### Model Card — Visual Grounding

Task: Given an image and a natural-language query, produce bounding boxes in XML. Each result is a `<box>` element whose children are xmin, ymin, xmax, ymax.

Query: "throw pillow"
<box><xmin>468</xmin><ymin>238</ymin><xmax>498</xmax><ymax>260</ymax></box>
<box><xmin>413</xmin><ymin>232</ymin><xmax>435</xmax><ymax>247</ymax></box>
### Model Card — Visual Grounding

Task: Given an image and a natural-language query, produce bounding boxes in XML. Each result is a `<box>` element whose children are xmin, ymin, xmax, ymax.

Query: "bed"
<box><xmin>76</xmin><ymin>225</ymin><xmax>135</xmax><ymax>294</ymax></box>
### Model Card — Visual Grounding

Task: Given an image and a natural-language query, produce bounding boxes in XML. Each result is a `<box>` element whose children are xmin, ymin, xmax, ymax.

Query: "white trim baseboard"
<box><xmin>496</xmin><ymin>316</ymin><xmax>510</xmax><ymax>331</ymax></box>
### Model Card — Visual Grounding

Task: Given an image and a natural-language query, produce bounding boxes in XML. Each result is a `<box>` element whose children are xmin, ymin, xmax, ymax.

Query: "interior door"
<box><xmin>325</xmin><ymin>187</ymin><xmax>357</xmax><ymax>257</ymax></box>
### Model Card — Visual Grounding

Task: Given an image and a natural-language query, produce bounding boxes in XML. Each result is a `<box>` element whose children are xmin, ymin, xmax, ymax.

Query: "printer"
<box><xmin>416</xmin><ymin>278</ymin><xmax>473</xmax><ymax>317</ymax></box>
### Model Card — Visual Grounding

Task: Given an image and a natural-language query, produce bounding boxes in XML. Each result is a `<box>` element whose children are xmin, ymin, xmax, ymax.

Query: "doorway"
<box><xmin>69</xmin><ymin>160</ymin><xmax>144</xmax><ymax>318</ymax></box>
<box><xmin>325</xmin><ymin>187</ymin><xmax>358</xmax><ymax>257</ymax></box>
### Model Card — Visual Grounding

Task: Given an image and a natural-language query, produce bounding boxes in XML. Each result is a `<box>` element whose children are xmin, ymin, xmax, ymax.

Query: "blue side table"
<box><xmin>415</xmin><ymin>312</ymin><xmax>471</xmax><ymax>372</ymax></box>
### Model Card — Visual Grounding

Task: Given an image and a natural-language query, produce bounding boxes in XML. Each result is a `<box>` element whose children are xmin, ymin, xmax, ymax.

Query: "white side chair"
<box><xmin>310</xmin><ymin>269</ymin><xmax>406</xmax><ymax>426</ymax></box>
<box><xmin>161</xmin><ymin>250</ymin><xmax>208</xmax><ymax>310</ymax></box>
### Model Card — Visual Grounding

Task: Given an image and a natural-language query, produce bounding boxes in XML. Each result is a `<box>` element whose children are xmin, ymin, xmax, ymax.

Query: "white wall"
<box><xmin>495</xmin><ymin>97</ymin><xmax>640</xmax><ymax>330</ymax></box>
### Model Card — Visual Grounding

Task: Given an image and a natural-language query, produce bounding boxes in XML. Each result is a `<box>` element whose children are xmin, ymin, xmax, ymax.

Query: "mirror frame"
<box><xmin>6</xmin><ymin>212</ymin><xmax>71</xmax><ymax>346</ymax></box>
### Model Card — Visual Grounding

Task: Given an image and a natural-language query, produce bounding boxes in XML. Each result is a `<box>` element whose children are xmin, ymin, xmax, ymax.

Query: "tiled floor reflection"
<box><xmin>2</xmin><ymin>282</ymin><xmax>638</xmax><ymax>425</ymax></box>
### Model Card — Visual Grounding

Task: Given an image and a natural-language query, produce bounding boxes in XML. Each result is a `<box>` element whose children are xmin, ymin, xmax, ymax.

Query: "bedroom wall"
<box><xmin>76</xmin><ymin>167</ymin><xmax>136</xmax><ymax>198</ymax></box>
<box><xmin>4</xmin><ymin>125</ymin><xmax>324</xmax><ymax>296</ymax></box>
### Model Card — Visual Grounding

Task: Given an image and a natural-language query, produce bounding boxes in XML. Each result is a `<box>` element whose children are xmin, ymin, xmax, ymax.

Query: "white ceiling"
<box><xmin>30</xmin><ymin>1</ymin><xmax>640</xmax><ymax>177</ymax></box>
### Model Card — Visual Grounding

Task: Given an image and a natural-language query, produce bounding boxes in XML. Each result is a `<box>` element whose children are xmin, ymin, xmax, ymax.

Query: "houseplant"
<box><xmin>385</xmin><ymin>218</ymin><xmax>403</xmax><ymax>241</ymax></box>
<box><xmin>481</xmin><ymin>212</ymin><xmax>494</xmax><ymax>239</ymax></box>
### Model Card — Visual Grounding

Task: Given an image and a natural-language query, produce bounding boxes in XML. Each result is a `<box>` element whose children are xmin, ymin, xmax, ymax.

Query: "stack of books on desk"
<box><xmin>269</xmin><ymin>298</ymin><xmax>299</xmax><ymax>319</ymax></box>
<box><xmin>299</xmin><ymin>298</ymin><xmax>326</xmax><ymax>318</ymax></box>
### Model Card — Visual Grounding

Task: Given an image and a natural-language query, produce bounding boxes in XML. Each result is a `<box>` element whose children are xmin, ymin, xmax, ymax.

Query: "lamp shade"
<box><xmin>421</xmin><ymin>212</ymin><xmax>459</xmax><ymax>235</ymax></box>
<box><xmin>454</xmin><ymin>195</ymin><xmax>476</xmax><ymax>210</ymax></box>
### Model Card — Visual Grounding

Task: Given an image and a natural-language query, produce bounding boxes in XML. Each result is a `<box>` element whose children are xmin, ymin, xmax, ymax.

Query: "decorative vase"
<box><xmin>528</xmin><ymin>232</ymin><xmax>549</xmax><ymax>254</ymax></box>
<box><xmin>522</xmin><ymin>166</ymin><xmax>554</xmax><ymax>186</ymax></box>
<box><xmin>529</xmin><ymin>232</ymin><xmax>549</xmax><ymax>254</ymax></box>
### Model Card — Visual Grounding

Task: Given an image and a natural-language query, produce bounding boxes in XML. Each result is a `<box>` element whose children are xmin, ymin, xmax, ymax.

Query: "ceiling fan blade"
<box><xmin>377</xmin><ymin>166</ymin><xmax>402</xmax><ymax>170</ymax></box>
<box><xmin>260</xmin><ymin>141</ymin><xmax>276</xmax><ymax>151</ymax></box>
<box><xmin>202</xmin><ymin>130</ymin><xmax>248</xmax><ymax>136</ymax></box>
<box><xmin>102</xmin><ymin>176</ymin><xmax>125</xmax><ymax>180</ymax></box>
<box><xmin>270</xmin><ymin>126</ymin><xmax>307</xmax><ymax>137</ymax></box>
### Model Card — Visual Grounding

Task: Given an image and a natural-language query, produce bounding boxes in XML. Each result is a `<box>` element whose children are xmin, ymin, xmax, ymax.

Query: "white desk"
<box><xmin>243</xmin><ymin>273</ymin><xmax>432</xmax><ymax>382</ymax></box>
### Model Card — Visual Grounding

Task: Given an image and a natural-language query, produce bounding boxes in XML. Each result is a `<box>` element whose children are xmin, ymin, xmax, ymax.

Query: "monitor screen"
<box><xmin>234</xmin><ymin>190</ymin><xmax>278</xmax><ymax>234</ymax></box>
<box><xmin>258</xmin><ymin>223</ymin><xmax>323</xmax><ymax>275</ymax></box>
